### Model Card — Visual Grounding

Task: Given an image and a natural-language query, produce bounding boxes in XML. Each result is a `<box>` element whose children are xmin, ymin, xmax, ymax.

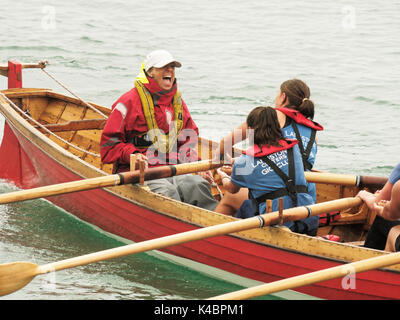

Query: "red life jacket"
<box><xmin>275</xmin><ymin>107</ymin><xmax>323</xmax><ymax>131</ymax></box>
<box><xmin>244</xmin><ymin>139</ymin><xmax>299</xmax><ymax>157</ymax></box>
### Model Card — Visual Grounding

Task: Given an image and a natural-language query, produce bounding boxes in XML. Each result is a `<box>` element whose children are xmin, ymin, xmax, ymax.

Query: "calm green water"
<box><xmin>0</xmin><ymin>0</ymin><xmax>399</xmax><ymax>300</ymax></box>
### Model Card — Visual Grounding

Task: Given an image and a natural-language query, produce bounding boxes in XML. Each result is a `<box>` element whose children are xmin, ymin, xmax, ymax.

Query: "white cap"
<box><xmin>144</xmin><ymin>50</ymin><xmax>182</xmax><ymax>71</ymax></box>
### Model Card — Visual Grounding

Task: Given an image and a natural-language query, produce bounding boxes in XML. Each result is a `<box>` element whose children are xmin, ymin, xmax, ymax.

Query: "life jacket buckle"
<box><xmin>286</xmin><ymin>179</ymin><xmax>297</xmax><ymax>195</ymax></box>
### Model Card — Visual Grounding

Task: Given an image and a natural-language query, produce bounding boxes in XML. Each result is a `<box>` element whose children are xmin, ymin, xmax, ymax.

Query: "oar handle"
<box><xmin>305</xmin><ymin>172</ymin><xmax>387</xmax><ymax>189</ymax></box>
<box><xmin>359</xmin><ymin>175</ymin><xmax>388</xmax><ymax>189</ymax></box>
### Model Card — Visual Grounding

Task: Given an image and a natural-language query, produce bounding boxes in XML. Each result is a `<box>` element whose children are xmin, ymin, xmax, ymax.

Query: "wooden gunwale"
<box><xmin>1</xmin><ymin>88</ymin><xmax>399</xmax><ymax>277</ymax></box>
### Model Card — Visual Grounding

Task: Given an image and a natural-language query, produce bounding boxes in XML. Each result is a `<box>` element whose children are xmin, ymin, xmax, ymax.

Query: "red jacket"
<box><xmin>100</xmin><ymin>76</ymin><xmax>199</xmax><ymax>172</ymax></box>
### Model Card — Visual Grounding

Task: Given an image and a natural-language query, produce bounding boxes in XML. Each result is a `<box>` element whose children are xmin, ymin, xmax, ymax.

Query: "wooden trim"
<box><xmin>0</xmin><ymin>62</ymin><xmax>46</xmax><ymax>70</ymax></box>
<box><xmin>0</xmin><ymin>62</ymin><xmax>46</xmax><ymax>79</ymax></box>
<box><xmin>2</xmin><ymin>89</ymin><xmax>111</xmax><ymax>116</ymax></box>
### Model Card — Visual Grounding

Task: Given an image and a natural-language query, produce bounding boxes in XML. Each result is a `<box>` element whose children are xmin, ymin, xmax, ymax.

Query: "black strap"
<box><xmin>290</xmin><ymin>120</ymin><xmax>316</xmax><ymax>171</ymax></box>
<box><xmin>260</xmin><ymin>148</ymin><xmax>298</xmax><ymax>205</ymax></box>
<box><xmin>168</xmin><ymin>165</ymin><xmax>177</xmax><ymax>176</ymax></box>
<box><xmin>112</xmin><ymin>160</ymin><xmax>120</xmax><ymax>174</ymax></box>
<box><xmin>127</xmin><ymin>134</ymin><xmax>153</xmax><ymax>148</ymax></box>
<box><xmin>117</xmin><ymin>173</ymin><xmax>125</xmax><ymax>185</ymax></box>
<box><xmin>292</xmin><ymin>220</ymin><xmax>309</xmax><ymax>234</ymax></box>
<box><xmin>253</xmin><ymin>185</ymin><xmax>308</xmax><ymax>204</ymax></box>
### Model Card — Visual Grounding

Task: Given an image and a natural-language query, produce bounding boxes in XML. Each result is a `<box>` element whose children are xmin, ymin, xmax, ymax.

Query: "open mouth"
<box><xmin>163</xmin><ymin>76</ymin><xmax>172</xmax><ymax>82</ymax></box>
<box><xmin>162</xmin><ymin>76</ymin><xmax>173</xmax><ymax>87</ymax></box>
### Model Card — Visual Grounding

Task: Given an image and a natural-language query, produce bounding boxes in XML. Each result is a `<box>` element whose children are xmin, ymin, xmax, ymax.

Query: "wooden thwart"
<box><xmin>36</xmin><ymin>119</ymin><xmax>106</xmax><ymax>133</ymax></box>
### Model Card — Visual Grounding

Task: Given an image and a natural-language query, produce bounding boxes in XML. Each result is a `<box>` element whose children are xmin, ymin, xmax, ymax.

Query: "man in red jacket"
<box><xmin>100</xmin><ymin>50</ymin><xmax>218</xmax><ymax>210</ymax></box>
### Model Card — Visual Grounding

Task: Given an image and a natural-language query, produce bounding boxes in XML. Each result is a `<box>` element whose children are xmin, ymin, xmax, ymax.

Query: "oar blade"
<box><xmin>0</xmin><ymin>262</ymin><xmax>39</xmax><ymax>296</ymax></box>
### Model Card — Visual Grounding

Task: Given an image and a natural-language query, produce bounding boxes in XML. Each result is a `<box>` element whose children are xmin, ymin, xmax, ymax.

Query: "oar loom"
<box><xmin>209</xmin><ymin>251</ymin><xmax>400</xmax><ymax>300</ymax></box>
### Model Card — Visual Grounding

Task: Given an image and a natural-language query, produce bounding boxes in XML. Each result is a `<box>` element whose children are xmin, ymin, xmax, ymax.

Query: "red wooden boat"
<box><xmin>0</xmin><ymin>61</ymin><xmax>399</xmax><ymax>299</ymax></box>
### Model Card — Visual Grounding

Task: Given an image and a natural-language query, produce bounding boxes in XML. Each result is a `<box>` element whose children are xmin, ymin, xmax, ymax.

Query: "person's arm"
<box><xmin>358</xmin><ymin>163</ymin><xmax>400</xmax><ymax>220</ymax></box>
<box><xmin>217</xmin><ymin>168</ymin><xmax>241</xmax><ymax>194</ymax></box>
<box><xmin>100</xmin><ymin>94</ymin><xmax>148</xmax><ymax>166</ymax></box>
<box><xmin>378</xmin><ymin>181</ymin><xmax>400</xmax><ymax>220</ymax></box>
<box><xmin>358</xmin><ymin>181</ymin><xmax>400</xmax><ymax>221</ymax></box>
<box><xmin>100</xmin><ymin>104</ymin><xmax>137</xmax><ymax>165</ymax></box>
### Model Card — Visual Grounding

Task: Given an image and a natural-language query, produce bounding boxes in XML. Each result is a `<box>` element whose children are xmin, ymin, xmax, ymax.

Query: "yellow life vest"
<box><xmin>134</xmin><ymin>79</ymin><xmax>184</xmax><ymax>153</ymax></box>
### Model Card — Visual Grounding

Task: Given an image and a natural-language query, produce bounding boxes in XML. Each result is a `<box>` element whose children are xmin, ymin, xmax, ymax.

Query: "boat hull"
<box><xmin>0</xmin><ymin>90</ymin><xmax>399</xmax><ymax>300</ymax></box>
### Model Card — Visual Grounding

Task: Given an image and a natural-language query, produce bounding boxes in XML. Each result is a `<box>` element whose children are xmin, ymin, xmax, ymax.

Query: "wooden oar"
<box><xmin>209</xmin><ymin>251</ymin><xmax>400</xmax><ymax>300</ymax></box>
<box><xmin>0</xmin><ymin>159</ymin><xmax>223</xmax><ymax>205</ymax></box>
<box><xmin>0</xmin><ymin>196</ymin><xmax>361</xmax><ymax>296</ymax></box>
<box><xmin>305</xmin><ymin>171</ymin><xmax>387</xmax><ymax>189</ymax></box>
<box><xmin>221</xmin><ymin>165</ymin><xmax>387</xmax><ymax>189</ymax></box>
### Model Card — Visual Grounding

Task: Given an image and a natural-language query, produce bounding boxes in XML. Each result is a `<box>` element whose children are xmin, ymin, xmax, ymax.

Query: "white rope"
<box><xmin>38</xmin><ymin>61</ymin><xmax>108</xmax><ymax>119</ymax></box>
<box><xmin>0</xmin><ymin>92</ymin><xmax>101</xmax><ymax>158</ymax></box>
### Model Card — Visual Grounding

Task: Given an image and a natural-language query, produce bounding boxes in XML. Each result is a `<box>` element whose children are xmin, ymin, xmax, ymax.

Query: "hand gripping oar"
<box><xmin>208</xmin><ymin>251</ymin><xmax>400</xmax><ymax>300</ymax></box>
<box><xmin>0</xmin><ymin>196</ymin><xmax>362</xmax><ymax>296</ymax></box>
<box><xmin>0</xmin><ymin>159</ymin><xmax>224</xmax><ymax>205</ymax></box>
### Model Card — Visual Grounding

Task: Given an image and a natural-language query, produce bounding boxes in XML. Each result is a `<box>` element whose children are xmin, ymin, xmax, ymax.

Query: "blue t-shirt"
<box><xmin>389</xmin><ymin>163</ymin><xmax>400</xmax><ymax>184</ymax></box>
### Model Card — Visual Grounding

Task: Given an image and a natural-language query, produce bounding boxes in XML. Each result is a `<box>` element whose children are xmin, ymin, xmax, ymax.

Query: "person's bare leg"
<box><xmin>384</xmin><ymin>225</ymin><xmax>400</xmax><ymax>252</ymax></box>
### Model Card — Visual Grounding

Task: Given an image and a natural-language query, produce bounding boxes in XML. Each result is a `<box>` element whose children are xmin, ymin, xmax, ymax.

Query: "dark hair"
<box><xmin>280</xmin><ymin>79</ymin><xmax>314</xmax><ymax>119</ymax></box>
<box><xmin>246</xmin><ymin>106</ymin><xmax>284</xmax><ymax>146</ymax></box>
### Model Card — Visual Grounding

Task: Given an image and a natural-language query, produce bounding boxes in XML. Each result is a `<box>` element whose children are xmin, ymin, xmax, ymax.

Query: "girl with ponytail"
<box><xmin>277</xmin><ymin>79</ymin><xmax>315</xmax><ymax>119</ymax></box>
<box><xmin>214</xmin><ymin>79</ymin><xmax>323</xmax><ymax>233</ymax></box>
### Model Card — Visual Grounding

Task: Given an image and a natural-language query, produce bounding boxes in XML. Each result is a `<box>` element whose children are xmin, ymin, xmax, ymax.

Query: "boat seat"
<box><xmin>36</xmin><ymin>119</ymin><xmax>106</xmax><ymax>133</ymax></box>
